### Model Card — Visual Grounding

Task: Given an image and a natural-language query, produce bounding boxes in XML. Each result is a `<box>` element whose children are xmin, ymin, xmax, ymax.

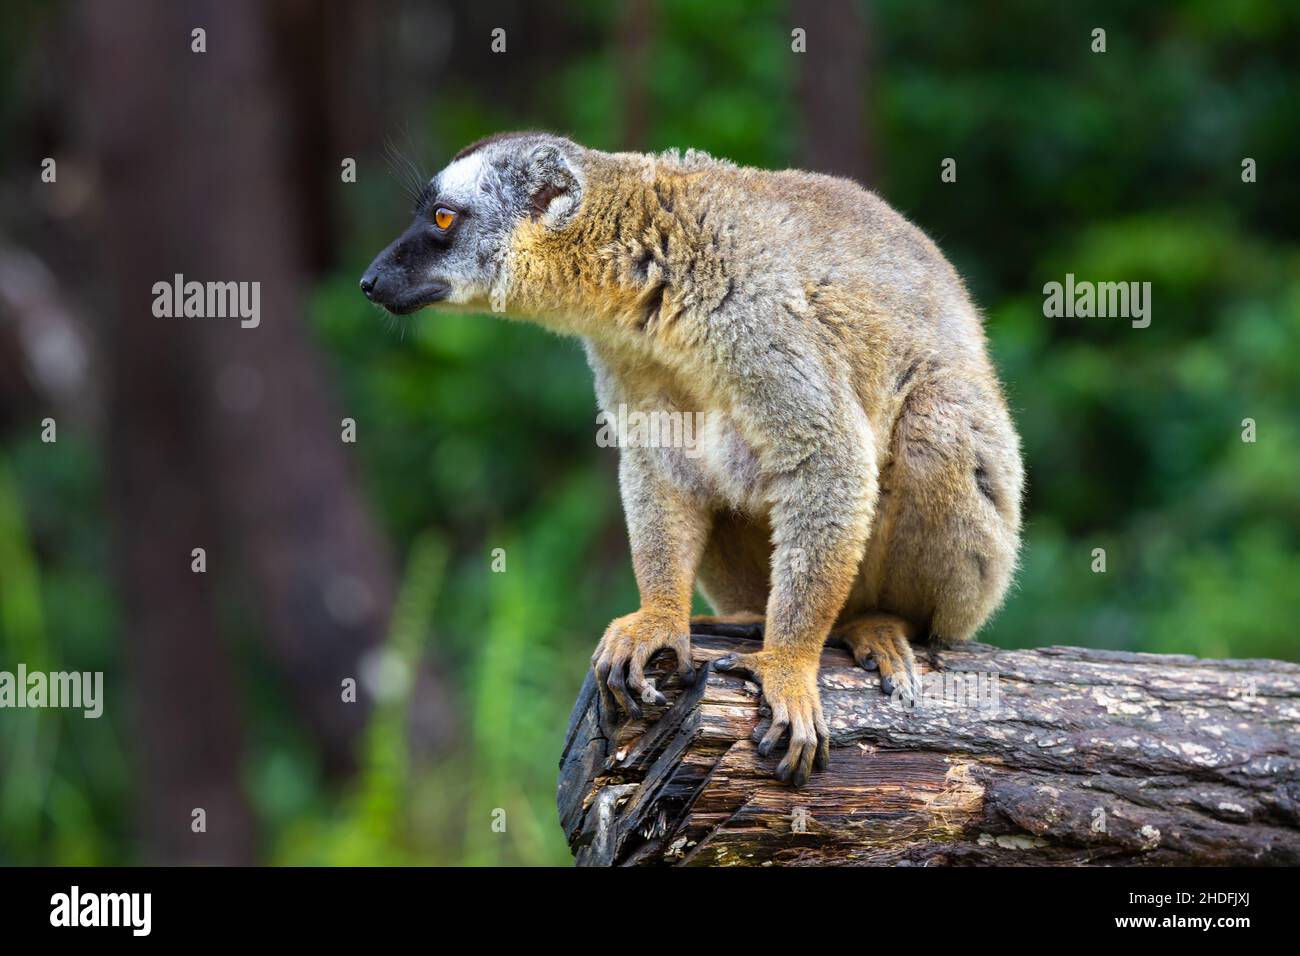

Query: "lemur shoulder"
<box><xmin>362</xmin><ymin>131</ymin><xmax>1023</xmax><ymax>787</ymax></box>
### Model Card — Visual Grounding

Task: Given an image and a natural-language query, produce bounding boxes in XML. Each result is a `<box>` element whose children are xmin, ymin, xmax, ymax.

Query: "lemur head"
<box><xmin>360</xmin><ymin>131</ymin><xmax>584</xmax><ymax>315</ymax></box>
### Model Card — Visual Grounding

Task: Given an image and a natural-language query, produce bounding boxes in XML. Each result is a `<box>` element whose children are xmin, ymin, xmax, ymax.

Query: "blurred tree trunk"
<box><xmin>792</xmin><ymin>0</ymin><xmax>873</xmax><ymax>183</ymax></box>
<box><xmin>79</xmin><ymin>1</ymin><xmax>256</xmax><ymax>866</ymax></box>
<box><xmin>75</xmin><ymin>0</ymin><xmax>448</xmax><ymax>860</ymax></box>
<box><xmin>171</xmin><ymin>0</ymin><xmax>409</xmax><ymax>782</ymax></box>
<box><xmin>618</xmin><ymin>0</ymin><xmax>655</xmax><ymax>149</ymax></box>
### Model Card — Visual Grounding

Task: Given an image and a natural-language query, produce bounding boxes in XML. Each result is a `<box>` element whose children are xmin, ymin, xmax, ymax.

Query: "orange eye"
<box><xmin>434</xmin><ymin>207</ymin><xmax>456</xmax><ymax>230</ymax></box>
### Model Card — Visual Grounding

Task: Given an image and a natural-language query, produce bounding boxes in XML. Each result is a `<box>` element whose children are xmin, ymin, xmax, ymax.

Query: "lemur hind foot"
<box><xmin>834</xmin><ymin>613</ymin><xmax>920</xmax><ymax>703</ymax></box>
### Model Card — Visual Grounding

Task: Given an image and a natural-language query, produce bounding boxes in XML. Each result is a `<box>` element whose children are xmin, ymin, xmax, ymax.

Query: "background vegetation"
<box><xmin>0</xmin><ymin>0</ymin><xmax>1297</xmax><ymax>866</ymax></box>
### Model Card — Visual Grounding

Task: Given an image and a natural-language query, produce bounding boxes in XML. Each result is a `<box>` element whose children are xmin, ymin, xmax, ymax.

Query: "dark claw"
<box><xmin>815</xmin><ymin>741</ymin><xmax>829</xmax><ymax>771</ymax></box>
<box><xmin>714</xmin><ymin>655</ymin><xmax>735</xmax><ymax>671</ymax></box>
<box><xmin>786</xmin><ymin>756</ymin><xmax>809</xmax><ymax>788</ymax></box>
<box><xmin>608</xmin><ymin>667</ymin><xmax>641</xmax><ymax>718</ymax></box>
<box><xmin>880</xmin><ymin>675</ymin><xmax>896</xmax><ymax>696</ymax></box>
<box><xmin>758</xmin><ymin>719</ymin><xmax>787</xmax><ymax>756</ymax></box>
<box><xmin>594</xmin><ymin>662</ymin><xmax>619</xmax><ymax>733</ymax></box>
<box><xmin>859</xmin><ymin>656</ymin><xmax>878</xmax><ymax>671</ymax></box>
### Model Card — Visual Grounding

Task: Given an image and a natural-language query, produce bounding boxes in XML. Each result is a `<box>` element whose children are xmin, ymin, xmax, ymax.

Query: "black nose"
<box><xmin>359</xmin><ymin>273</ymin><xmax>377</xmax><ymax>299</ymax></box>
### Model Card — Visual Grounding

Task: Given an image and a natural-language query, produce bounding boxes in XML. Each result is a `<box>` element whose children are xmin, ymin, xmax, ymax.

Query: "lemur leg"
<box><xmin>857</xmin><ymin>378</ymin><xmax>1022</xmax><ymax>652</ymax></box>
<box><xmin>834</xmin><ymin>613</ymin><xmax>918</xmax><ymax>700</ymax></box>
<box><xmin>592</xmin><ymin>448</ymin><xmax>710</xmax><ymax>735</ymax></box>
<box><xmin>716</xmin><ymin>415</ymin><xmax>877</xmax><ymax>788</ymax></box>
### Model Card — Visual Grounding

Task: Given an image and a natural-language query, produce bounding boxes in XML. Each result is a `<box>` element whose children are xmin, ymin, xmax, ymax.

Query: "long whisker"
<box><xmin>384</xmin><ymin>129</ymin><xmax>430</xmax><ymax>208</ymax></box>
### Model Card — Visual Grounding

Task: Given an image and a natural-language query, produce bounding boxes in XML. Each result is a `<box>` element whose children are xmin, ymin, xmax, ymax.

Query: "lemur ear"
<box><xmin>523</xmin><ymin>144</ymin><xmax>582</xmax><ymax>229</ymax></box>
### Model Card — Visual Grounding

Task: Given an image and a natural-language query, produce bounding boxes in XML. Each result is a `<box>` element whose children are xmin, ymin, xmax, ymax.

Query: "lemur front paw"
<box><xmin>714</xmin><ymin>648</ymin><xmax>829</xmax><ymax>788</ymax></box>
<box><xmin>592</xmin><ymin>608</ymin><xmax>695</xmax><ymax>733</ymax></box>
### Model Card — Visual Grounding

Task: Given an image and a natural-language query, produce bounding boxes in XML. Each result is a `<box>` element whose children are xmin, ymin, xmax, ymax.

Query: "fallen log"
<box><xmin>557</xmin><ymin>622</ymin><xmax>1300</xmax><ymax>866</ymax></box>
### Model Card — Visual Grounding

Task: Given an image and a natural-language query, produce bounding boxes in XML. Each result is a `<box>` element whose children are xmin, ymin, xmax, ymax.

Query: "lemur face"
<box><xmin>361</xmin><ymin>132</ymin><xmax>583</xmax><ymax>315</ymax></box>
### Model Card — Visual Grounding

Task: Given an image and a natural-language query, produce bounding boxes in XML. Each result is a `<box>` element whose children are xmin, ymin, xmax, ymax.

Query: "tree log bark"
<box><xmin>558</xmin><ymin>623</ymin><xmax>1300</xmax><ymax>866</ymax></box>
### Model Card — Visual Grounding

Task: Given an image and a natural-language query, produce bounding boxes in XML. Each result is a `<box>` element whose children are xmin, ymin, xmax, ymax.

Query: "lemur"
<box><xmin>362</xmin><ymin>131</ymin><xmax>1023</xmax><ymax>787</ymax></box>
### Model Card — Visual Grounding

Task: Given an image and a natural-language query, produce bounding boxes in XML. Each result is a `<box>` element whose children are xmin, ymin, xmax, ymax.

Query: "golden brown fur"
<box><xmin>367</xmin><ymin>134</ymin><xmax>1024</xmax><ymax>788</ymax></box>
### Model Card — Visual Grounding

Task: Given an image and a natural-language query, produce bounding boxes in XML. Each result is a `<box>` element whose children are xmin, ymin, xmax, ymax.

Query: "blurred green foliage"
<box><xmin>1</xmin><ymin>0</ymin><xmax>1297</xmax><ymax>865</ymax></box>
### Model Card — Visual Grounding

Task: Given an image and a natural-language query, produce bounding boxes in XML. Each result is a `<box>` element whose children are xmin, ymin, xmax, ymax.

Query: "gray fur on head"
<box><xmin>361</xmin><ymin>131</ymin><xmax>583</xmax><ymax>314</ymax></box>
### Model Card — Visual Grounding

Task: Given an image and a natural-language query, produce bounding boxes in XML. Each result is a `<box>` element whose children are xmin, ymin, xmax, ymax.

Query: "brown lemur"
<box><xmin>362</xmin><ymin>131</ymin><xmax>1023</xmax><ymax>787</ymax></box>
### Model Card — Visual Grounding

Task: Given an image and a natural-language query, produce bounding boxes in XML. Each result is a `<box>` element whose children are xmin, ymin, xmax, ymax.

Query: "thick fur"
<box><xmin>362</xmin><ymin>132</ymin><xmax>1024</xmax><ymax>786</ymax></box>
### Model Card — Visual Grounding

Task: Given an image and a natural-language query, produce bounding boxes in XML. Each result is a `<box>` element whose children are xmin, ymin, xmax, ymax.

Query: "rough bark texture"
<box><xmin>558</xmin><ymin>622</ymin><xmax>1300</xmax><ymax>866</ymax></box>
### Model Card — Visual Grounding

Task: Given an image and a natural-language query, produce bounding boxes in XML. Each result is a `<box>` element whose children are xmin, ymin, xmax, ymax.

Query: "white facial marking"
<box><xmin>436</xmin><ymin>153</ymin><xmax>486</xmax><ymax>202</ymax></box>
